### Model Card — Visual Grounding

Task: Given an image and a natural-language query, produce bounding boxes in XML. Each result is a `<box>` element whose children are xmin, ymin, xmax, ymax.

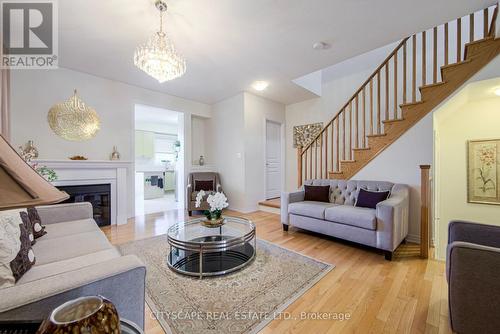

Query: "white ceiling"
<box><xmin>59</xmin><ymin>0</ymin><xmax>495</xmax><ymax>105</ymax></box>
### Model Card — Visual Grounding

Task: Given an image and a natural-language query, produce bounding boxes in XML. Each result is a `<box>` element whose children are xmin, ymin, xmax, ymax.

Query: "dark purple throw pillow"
<box><xmin>194</xmin><ymin>180</ymin><xmax>215</xmax><ymax>192</ymax></box>
<box><xmin>355</xmin><ymin>188</ymin><xmax>390</xmax><ymax>209</ymax></box>
<box><xmin>304</xmin><ymin>185</ymin><xmax>330</xmax><ymax>203</ymax></box>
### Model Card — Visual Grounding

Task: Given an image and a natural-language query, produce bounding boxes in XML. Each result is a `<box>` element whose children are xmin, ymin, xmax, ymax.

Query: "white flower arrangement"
<box><xmin>195</xmin><ymin>190</ymin><xmax>229</xmax><ymax>220</ymax></box>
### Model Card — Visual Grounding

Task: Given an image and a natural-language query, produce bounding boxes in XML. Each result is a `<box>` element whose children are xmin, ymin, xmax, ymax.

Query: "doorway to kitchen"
<box><xmin>134</xmin><ymin>104</ymin><xmax>183</xmax><ymax>215</ymax></box>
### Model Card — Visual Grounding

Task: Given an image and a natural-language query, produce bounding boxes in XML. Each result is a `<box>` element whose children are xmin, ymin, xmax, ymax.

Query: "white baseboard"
<box><xmin>406</xmin><ymin>234</ymin><xmax>420</xmax><ymax>244</ymax></box>
<box><xmin>405</xmin><ymin>234</ymin><xmax>435</xmax><ymax>247</ymax></box>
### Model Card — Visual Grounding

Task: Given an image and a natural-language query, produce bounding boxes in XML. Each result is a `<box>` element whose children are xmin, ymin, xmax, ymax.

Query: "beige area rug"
<box><xmin>118</xmin><ymin>236</ymin><xmax>333</xmax><ymax>334</ymax></box>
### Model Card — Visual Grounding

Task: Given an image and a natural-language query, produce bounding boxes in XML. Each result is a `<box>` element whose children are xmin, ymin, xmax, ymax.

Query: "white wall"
<box><xmin>10</xmin><ymin>67</ymin><xmax>211</xmax><ymax>218</ymax></box>
<box><xmin>210</xmin><ymin>92</ymin><xmax>286</xmax><ymax>212</ymax></box>
<box><xmin>434</xmin><ymin>80</ymin><xmax>500</xmax><ymax>260</ymax></box>
<box><xmin>191</xmin><ymin>115</ymin><xmax>214</xmax><ymax>166</ymax></box>
<box><xmin>210</xmin><ymin>93</ymin><xmax>246</xmax><ymax>211</ymax></box>
<box><xmin>244</xmin><ymin>92</ymin><xmax>286</xmax><ymax>212</ymax></box>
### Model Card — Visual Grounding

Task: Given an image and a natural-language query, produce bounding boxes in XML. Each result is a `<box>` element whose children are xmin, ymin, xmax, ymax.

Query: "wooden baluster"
<box><xmin>314</xmin><ymin>138</ymin><xmax>317</xmax><ymax>179</ymax></box>
<box><xmin>444</xmin><ymin>23</ymin><xmax>449</xmax><ymax>66</ymax></box>
<box><xmin>470</xmin><ymin>13</ymin><xmax>475</xmax><ymax>42</ymax></box>
<box><xmin>394</xmin><ymin>52</ymin><xmax>398</xmax><ymax>119</ymax></box>
<box><xmin>385</xmin><ymin>64</ymin><xmax>389</xmax><ymax>121</ymax></box>
<box><xmin>325</xmin><ymin>126</ymin><xmax>328</xmax><ymax>178</ymax></box>
<box><xmin>403</xmin><ymin>41</ymin><xmax>407</xmax><ymax>104</ymax></box>
<box><xmin>309</xmin><ymin>145</ymin><xmax>312</xmax><ymax>179</ymax></box>
<box><xmin>330</xmin><ymin>124</ymin><xmax>334</xmax><ymax>172</ymax></box>
<box><xmin>457</xmin><ymin>18</ymin><xmax>461</xmax><ymax>62</ymax></box>
<box><xmin>422</xmin><ymin>30</ymin><xmax>426</xmax><ymax>86</ymax></box>
<box><xmin>342</xmin><ymin>110</ymin><xmax>346</xmax><ymax>161</ymax></box>
<box><xmin>320</xmin><ymin>133</ymin><xmax>323</xmax><ymax>179</ymax></box>
<box><xmin>490</xmin><ymin>7</ymin><xmax>497</xmax><ymax>37</ymax></box>
<box><xmin>420</xmin><ymin>165</ymin><xmax>431</xmax><ymax>259</ymax></box>
<box><xmin>336</xmin><ymin>118</ymin><xmax>340</xmax><ymax>171</ymax></box>
<box><xmin>297</xmin><ymin>147</ymin><xmax>303</xmax><ymax>187</ymax></box>
<box><xmin>412</xmin><ymin>34</ymin><xmax>417</xmax><ymax>102</ymax></box>
<box><xmin>304</xmin><ymin>148</ymin><xmax>307</xmax><ymax>182</ymax></box>
<box><xmin>433</xmin><ymin>27</ymin><xmax>437</xmax><ymax>83</ymax></box>
<box><xmin>484</xmin><ymin>8</ymin><xmax>489</xmax><ymax>38</ymax></box>
<box><xmin>349</xmin><ymin>102</ymin><xmax>353</xmax><ymax>159</ymax></box>
<box><xmin>354</xmin><ymin>96</ymin><xmax>359</xmax><ymax>149</ymax></box>
<box><xmin>369</xmin><ymin>79</ymin><xmax>374</xmax><ymax>135</ymax></box>
<box><xmin>377</xmin><ymin>72</ymin><xmax>381</xmax><ymax>133</ymax></box>
<box><xmin>362</xmin><ymin>86</ymin><xmax>366</xmax><ymax>147</ymax></box>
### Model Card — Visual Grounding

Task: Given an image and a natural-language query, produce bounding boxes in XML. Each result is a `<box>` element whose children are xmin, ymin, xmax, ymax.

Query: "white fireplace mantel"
<box><xmin>33</xmin><ymin>159</ymin><xmax>133</xmax><ymax>225</ymax></box>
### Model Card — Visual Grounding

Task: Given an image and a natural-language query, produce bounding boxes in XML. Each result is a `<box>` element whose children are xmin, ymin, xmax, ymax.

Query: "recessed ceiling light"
<box><xmin>494</xmin><ymin>88</ymin><xmax>500</xmax><ymax>96</ymax></box>
<box><xmin>252</xmin><ymin>81</ymin><xmax>269</xmax><ymax>91</ymax></box>
<box><xmin>312</xmin><ymin>42</ymin><xmax>331</xmax><ymax>50</ymax></box>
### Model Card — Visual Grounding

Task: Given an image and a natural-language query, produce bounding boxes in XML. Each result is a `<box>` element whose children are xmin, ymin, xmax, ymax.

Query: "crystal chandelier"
<box><xmin>134</xmin><ymin>0</ymin><xmax>186</xmax><ymax>83</ymax></box>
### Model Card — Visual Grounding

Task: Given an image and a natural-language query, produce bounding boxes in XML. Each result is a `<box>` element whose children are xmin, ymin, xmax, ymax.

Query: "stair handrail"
<box><xmin>299</xmin><ymin>37</ymin><xmax>409</xmax><ymax>155</ymax></box>
<box><xmin>297</xmin><ymin>4</ymin><xmax>498</xmax><ymax>187</ymax></box>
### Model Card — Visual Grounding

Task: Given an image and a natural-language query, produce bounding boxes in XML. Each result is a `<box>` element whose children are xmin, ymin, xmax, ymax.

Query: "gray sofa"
<box><xmin>0</xmin><ymin>203</ymin><xmax>146</xmax><ymax>328</ymax></box>
<box><xmin>446</xmin><ymin>220</ymin><xmax>500</xmax><ymax>334</ymax></box>
<box><xmin>281</xmin><ymin>179</ymin><xmax>409</xmax><ymax>260</ymax></box>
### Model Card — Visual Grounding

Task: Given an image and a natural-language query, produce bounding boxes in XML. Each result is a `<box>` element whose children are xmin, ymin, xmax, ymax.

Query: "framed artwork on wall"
<box><xmin>467</xmin><ymin>139</ymin><xmax>500</xmax><ymax>205</ymax></box>
<box><xmin>293</xmin><ymin>122</ymin><xmax>323</xmax><ymax>148</ymax></box>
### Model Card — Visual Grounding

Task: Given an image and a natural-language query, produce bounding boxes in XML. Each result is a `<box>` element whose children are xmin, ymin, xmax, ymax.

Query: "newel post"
<box><xmin>420</xmin><ymin>165</ymin><xmax>431</xmax><ymax>259</ymax></box>
<box><xmin>297</xmin><ymin>147</ymin><xmax>303</xmax><ymax>187</ymax></box>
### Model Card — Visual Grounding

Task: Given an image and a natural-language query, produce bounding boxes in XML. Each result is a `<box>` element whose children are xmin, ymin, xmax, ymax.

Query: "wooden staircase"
<box><xmin>297</xmin><ymin>6</ymin><xmax>500</xmax><ymax>185</ymax></box>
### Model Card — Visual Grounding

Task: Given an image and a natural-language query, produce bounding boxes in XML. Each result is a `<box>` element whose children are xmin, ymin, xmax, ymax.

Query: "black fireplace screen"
<box><xmin>56</xmin><ymin>184</ymin><xmax>111</xmax><ymax>227</ymax></box>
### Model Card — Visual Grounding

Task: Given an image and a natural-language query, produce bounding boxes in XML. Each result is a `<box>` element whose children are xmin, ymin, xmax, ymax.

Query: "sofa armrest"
<box><xmin>216</xmin><ymin>183</ymin><xmax>223</xmax><ymax>193</ymax></box>
<box><xmin>448</xmin><ymin>220</ymin><xmax>500</xmax><ymax>248</ymax></box>
<box><xmin>0</xmin><ymin>255</ymin><xmax>146</xmax><ymax>328</ymax></box>
<box><xmin>446</xmin><ymin>241</ymin><xmax>500</xmax><ymax>333</ymax></box>
<box><xmin>375</xmin><ymin>186</ymin><xmax>409</xmax><ymax>251</ymax></box>
<box><xmin>36</xmin><ymin>202</ymin><xmax>93</xmax><ymax>225</ymax></box>
<box><xmin>280</xmin><ymin>190</ymin><xmax>305</xmax><ymax>225</ymax></box>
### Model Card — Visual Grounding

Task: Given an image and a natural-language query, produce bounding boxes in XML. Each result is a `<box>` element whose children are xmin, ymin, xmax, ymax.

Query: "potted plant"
<box><xmin>195</xmin><ymin>190</ymin><xmax>229</xmax><ymax>227</ymax></box>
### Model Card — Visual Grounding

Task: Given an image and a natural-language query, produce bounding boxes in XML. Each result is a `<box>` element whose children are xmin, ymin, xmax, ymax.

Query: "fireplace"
<box><xmin>57</xmin><ymin>184</ymin><xmax>111</xmax><ymax>227</ymax></box>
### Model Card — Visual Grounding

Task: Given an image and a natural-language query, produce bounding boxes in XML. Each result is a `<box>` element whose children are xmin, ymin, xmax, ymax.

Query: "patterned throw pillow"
<box><xmin>0</xmin><ymin>209</ymin><xmax>36</xmax><ymax>288</ymax></box>
<box><xmin>9</xmin><ymin>222</ymin><xmax>36</xmax><ymax>282</ymax></box>
<box><xmin>19</xmin><ymin>211</ymin><xmax>35</xmax><ymax>246</ymax></box>
<box><xmin>27</xmin><ymin>207</ymin><xmax>47</xmax><ymax>239</ymax></box>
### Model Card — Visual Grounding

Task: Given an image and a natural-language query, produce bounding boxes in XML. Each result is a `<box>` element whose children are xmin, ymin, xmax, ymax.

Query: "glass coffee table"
<box><xmin>167</xmin><ymin>216</ymin><xmax>256</xmax><ymax>278</ymax></box>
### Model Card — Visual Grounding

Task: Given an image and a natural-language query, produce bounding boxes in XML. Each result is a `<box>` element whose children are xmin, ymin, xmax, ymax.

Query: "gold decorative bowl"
<box><xmin>37</xmin><ymin>296</ymin><xmax>120</xmax><ymax>334</ymax></box>
<box><xmin>201</xmin><ymin>217</ymin><xmax>225</xmax><ymax>228</ymax></box>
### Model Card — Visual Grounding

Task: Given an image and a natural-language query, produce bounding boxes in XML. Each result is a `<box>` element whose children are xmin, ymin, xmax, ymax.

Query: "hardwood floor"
<box><xmin>101</xmin><ymin>210</ymin><xmax>451</xmax><ymax>334</ymax></box>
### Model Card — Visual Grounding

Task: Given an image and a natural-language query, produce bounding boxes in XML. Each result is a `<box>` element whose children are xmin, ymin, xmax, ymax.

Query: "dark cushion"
<box><xmin>194</xmin><ymin>180</ymin><xmax>215</xmax><ymax>191</ymax></box>
<box><xmin>304</xmin><ymin>185</ymin><xmax>330</xmax><ymax>203</ymax></box>
<box><xmin>355</xmin><ymin>188</ymin><xmax>390</xmax><ymax>209</ymax></box>
<box><xmin>27</xmin><ymin>207</ymin><xmax>46</xmax><ymax>239</ymax></box>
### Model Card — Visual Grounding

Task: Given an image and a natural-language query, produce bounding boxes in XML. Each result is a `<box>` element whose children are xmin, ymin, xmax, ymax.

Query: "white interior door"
<box><xmin>266</xmin><ymin>121</ymin><xmax>282</xmax><ymax>199</ymax></box>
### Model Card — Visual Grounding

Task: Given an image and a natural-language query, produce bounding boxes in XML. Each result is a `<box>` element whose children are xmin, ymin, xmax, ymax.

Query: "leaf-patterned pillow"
<box><xmin>27</xmin><ymin>207</ymin><xmax>47</xmax><ymax>239</ymax></box>
<box><xmin>9</xmin><ymin>221</ymin><xmax>36</xmax><ymax>282</ymax></box>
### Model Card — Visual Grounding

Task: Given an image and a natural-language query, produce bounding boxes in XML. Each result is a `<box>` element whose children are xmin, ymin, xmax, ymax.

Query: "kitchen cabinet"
<box><xmin>135</xmin><ymin>130</ymin><xmax>155</xmax><ymax>159</ymax></box>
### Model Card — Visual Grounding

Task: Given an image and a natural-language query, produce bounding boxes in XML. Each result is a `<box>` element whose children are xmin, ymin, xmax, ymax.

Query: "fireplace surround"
<box><xmin>57</xmin><ymin>184</ymin><xmax>111</xmax><ymax>226</ymax></box>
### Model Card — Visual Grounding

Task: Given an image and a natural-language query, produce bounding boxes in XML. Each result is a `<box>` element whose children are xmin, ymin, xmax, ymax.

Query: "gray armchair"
<box><xmin>187</xmin><ymin>172</ymin><xmax>223</xmax><ymax>216</ymax></box>
<box><xmin>447</xmin><ymin>220</ymin><xmax>500</xmax><ymax>334</ymax></box>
